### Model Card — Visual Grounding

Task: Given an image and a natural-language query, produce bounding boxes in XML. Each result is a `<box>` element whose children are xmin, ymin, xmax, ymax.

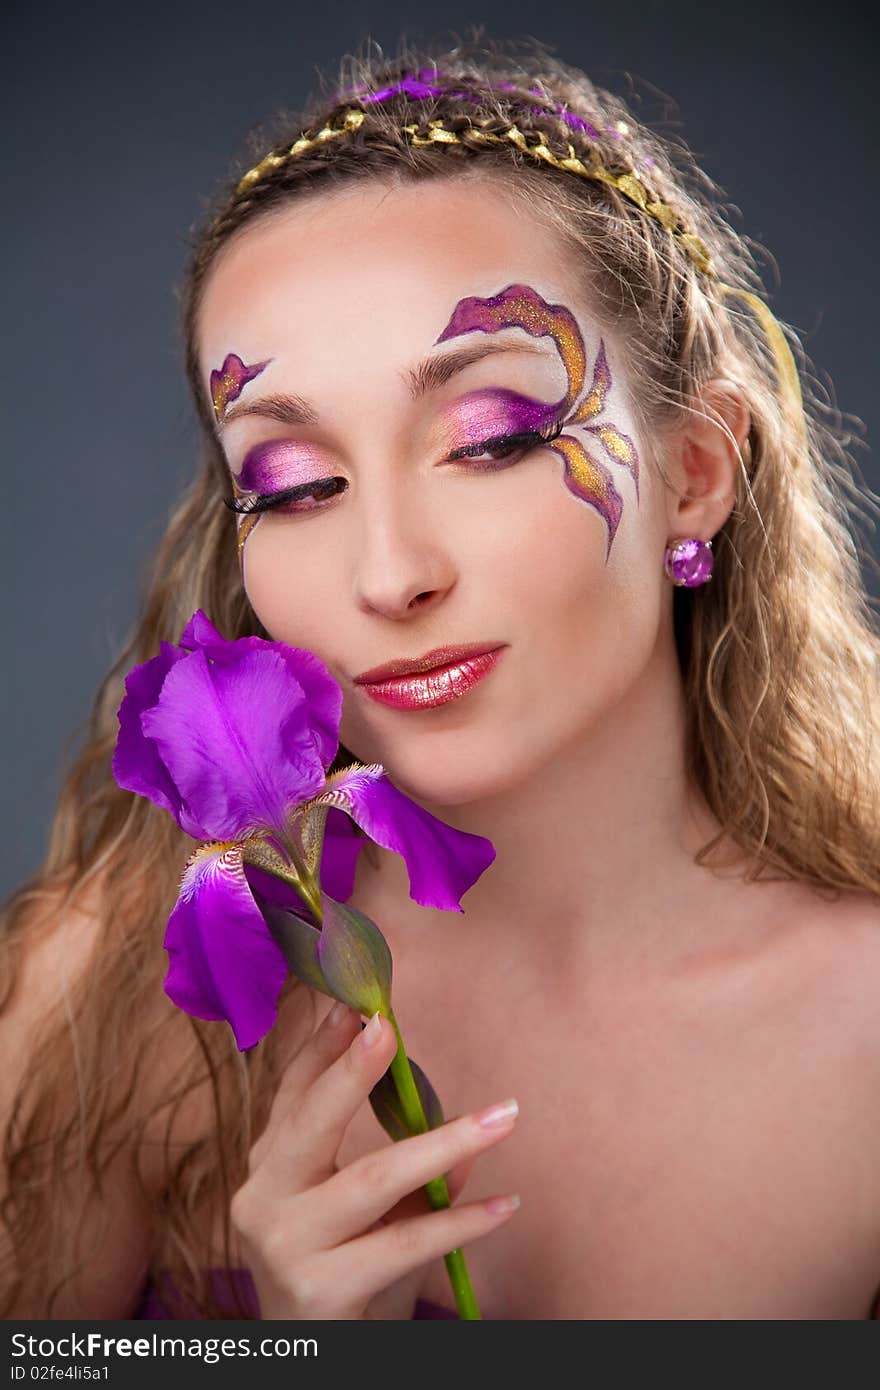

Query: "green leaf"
<box><xmin>316</xmin><ymin>893</ymin><xmax>393</xmax><ymax>1017</ymax></box>
<box><xmin>369</xmin><ymin>1056</ymin><xmax>445</xmax><ymax>1142</ymax></box>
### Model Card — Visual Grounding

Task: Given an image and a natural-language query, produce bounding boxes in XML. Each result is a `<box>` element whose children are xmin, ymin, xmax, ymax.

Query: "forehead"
<box><xmin>197</xmin><ymin>178</ymin><xmax>589</xmax><ymax>378</ymax></box>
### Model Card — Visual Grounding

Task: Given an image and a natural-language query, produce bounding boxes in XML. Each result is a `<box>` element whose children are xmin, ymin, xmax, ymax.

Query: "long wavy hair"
<box><xmin>2</xmin><ymin>31</ymin><xmax>878</xmax><ymax>1319</ymax></box>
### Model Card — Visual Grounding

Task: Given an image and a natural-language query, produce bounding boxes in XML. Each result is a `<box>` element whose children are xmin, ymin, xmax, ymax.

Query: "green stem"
<box><xmin>386</xmin><ymin>1007</ymin><xmax>482</xmax><ymax>1320</ymax></box>
<box><xmin>242</xmin><ymin>840</ymin><xmax>477</xmax><ymax>1314</ymax></box>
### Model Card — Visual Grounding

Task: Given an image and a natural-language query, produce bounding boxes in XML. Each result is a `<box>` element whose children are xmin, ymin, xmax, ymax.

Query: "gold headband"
<box><xmin>235</xmin><ymin>107</ymin><xmax>806</xmax><ymax>443</ymax></box>
<box><xmin>238</xmin><ymin>108</ymin><xmax>715</xmax><ymax>274</ymax></box>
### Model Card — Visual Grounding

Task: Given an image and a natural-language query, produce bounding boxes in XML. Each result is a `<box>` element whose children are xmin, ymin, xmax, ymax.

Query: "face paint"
<box><xmin>210</xmin><ymin>352</ymin><xmax>272</xmax><ymax>423</ymax></box>
<box><xmin>435</xmin><ymin>283</ymin><xmax>639</xmax><ymax>556</ymax></box>
<box><xmin>229</xmin><ymin>475</ymin><xmax>260</xmax><ymax>569</ymax></box>
<box><xmin>210</xmin><ymin>353</ymin><xmax>272</xmax><ymax>572</ymax></box>
<box><xmin>226</xmin><ymin>284</ymin><xmax>638</xmax><ymax>574</ymax></box>
<box><xmin>230</xmin><ymin>440</ymin><xmax>331</xmax><ymax>568</ymax></box>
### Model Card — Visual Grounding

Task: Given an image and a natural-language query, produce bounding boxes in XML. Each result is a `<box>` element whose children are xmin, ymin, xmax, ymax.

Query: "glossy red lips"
<box><xmin>354</xmin><ymin>647</ymin><xmax>506</xmax><ymax>710</ymax></box>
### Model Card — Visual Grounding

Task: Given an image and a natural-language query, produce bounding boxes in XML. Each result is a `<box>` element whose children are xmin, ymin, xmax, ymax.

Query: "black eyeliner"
<box><xmin>447</xmin><ymin>414</ymin><xmax>565</xmax><ymax>461</ymax></box>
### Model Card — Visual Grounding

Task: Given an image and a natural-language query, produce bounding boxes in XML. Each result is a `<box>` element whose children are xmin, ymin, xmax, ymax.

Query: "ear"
<box><xmin>664</xmin><ymin>379</ymin><xmax>750</xmax><ymax>541</ymax></box>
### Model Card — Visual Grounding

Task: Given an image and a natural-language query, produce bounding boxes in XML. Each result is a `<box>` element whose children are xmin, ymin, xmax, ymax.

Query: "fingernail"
<box><xmin>328</xmin><ymin>1000</ymin><xmax>349</xmax><ymax>1027</ymax></box>
<box><xmin>475</xmin><ymin>1097</ymin><xmax>519</xmax><ymax>1129</ymax></box>
<box><xmin>484</xmin><ymin>1193</ymin><xmax>521</xmax><ymax>1216</ymax></box>
<box><xmin>358</xmin><ymin>1010</ymin><xmax>384</xmax><ymax>1050</ymax></box>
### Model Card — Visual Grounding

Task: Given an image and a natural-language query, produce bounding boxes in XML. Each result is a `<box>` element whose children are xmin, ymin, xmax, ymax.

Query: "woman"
<box><xmin>3</xmin><ymin>36</ymin><xmax>880</xmax><ymax>1321</ymax></box>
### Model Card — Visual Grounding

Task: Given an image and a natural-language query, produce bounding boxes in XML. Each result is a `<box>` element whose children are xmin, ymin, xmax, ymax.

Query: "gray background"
<box><xmin>3</xmin><ymin>0</ymin><xmax>877</xmax><ymax>899</ymax></box>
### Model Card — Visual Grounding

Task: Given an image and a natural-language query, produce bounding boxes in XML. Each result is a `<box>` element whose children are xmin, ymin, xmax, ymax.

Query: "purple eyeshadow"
<box><xmin>236</xmin><ymin>440</ymin><xmax>325</xmax><ymax>493</ymax></box>
<box><xmin>447</xmin><ymin>388</ymin><xmax>560</xmax><ymax>440</ymax></box>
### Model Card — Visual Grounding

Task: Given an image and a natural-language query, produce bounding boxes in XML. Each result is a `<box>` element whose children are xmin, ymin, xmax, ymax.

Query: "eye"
<box><xmin>446</xmin><ymin>416</ymin><xmax>565</xmax><ymax>471</ymax></box>
<box><xmin>223</xmin><ymin>476</ymin><xmax>347</xmax><ymax>516</ymax></box>
<box><xmin>221</xmin><ymin>415</ymin><xmax>567</xmax><ymax>516</ymax></box>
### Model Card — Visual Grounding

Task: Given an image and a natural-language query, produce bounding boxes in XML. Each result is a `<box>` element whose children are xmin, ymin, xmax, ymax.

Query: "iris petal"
<box><xmin>163</xmin><ymin>843</ymin><xmax>289</xmax><ymax>1051</ymax></box>
<box><xmin>180</xmin><ymin>611</ymin><xmax>343</xmax><ymax>773</ymax></box>
<box><xmin>312</xmin><ymin>766</ymin><xmax>495</xmax><ymax>911</ymax></box>
<box><xmin>140</xmin><ymin>647</ymin><xmax>328</xmax><ymax>841</ymax></box>
<box><xmin>315</xmin><ymin>806</ymin><xmax>368</xmax><ymax>901</ymax></box>
<box><xmin>179</xmin><ymin>609</ymin><xmax>226</xmax><ymax>651</ymax></box>
<box><xmin>111</xmin><ymin>641</ymin><xmax>190</xmax><ymax>823</ymax></box>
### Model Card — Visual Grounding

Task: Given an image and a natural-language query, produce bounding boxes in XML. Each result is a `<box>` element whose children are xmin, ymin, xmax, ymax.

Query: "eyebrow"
<box><xmin>216</xmin><ymin>339</ymin><xmax>553</xmax><ymax>431</ymax></box>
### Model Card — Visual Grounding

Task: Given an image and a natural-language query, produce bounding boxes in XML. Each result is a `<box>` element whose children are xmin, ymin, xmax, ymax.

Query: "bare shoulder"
<box><xmin>800</xmin><ymin>887</ymin><xmax>880</xmax><ymax>1319</ymax></box>
<box><xmin>788</xmin><ymin>884</ymin><xmax>880</xmax><ymax>1026</ymax></box>
<box><xmin>761</xmin><ymin>880</ymin><xmax>880</xmax><ymax>1049</ymax></box>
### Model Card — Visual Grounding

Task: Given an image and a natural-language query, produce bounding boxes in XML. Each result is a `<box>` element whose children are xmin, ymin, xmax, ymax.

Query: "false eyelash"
<box><xmin>222</xmin><ymin>413</ymin><xmax>568</xmax><ymax>516</ymax></box>
<box><xmin>223</xmin><ymin>476</ymin><xmax>342</xmax><ymax>516</ymax></box>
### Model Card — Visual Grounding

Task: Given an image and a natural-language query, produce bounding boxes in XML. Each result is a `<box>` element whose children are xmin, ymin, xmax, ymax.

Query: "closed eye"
<box><xmin>223</xmin><ymin>475</ymin><xmax>344</xmax><ymax>516</ymax></box>
<box><xmin>446</xmin><ymin>416</ymin><xmax>565</xmax><ymax>466</ymax></box>
<box><xmin>222</xmin><ymin>415</ymin><xmax>566</xmax><ymax>516</ymax></box>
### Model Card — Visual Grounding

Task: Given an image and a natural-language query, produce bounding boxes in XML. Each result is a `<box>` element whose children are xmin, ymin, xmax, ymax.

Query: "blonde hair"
<box><xmin>3</xmin><ymin>32</ymin><xmax>878</xmax><ymax>1318</ymax></box>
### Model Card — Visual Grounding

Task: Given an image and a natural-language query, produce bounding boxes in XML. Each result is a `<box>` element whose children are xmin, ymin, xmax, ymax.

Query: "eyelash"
<box><xmin>222</xmin><ymin>415</ymin><xmax>567</xmax><ymax>517</ymax></box>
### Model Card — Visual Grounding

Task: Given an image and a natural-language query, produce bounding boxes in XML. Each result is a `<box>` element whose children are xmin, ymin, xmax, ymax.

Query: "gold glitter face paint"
<box><xmin>209</xmin><ymin>352</ymin><xmax>272</xmax><ymax>572</ymax></box>
<box><xmin>230</xmin><ymin>474</ymin><xmax>261</xmax><ymax>568</ymax></box>
<box><xmin>210</xmin><ymin>352</ymin><xmax>272</xmax><ymax>423</ymax></box>
<box><xmin>438</xmin><ymin>282</ymin><xmax>587</xmax><ymax>414</ymax></box>
<box><xmin>435</xmin><ymin>283</ymin><xmax>639</xmax><ymax>556</ymax></box>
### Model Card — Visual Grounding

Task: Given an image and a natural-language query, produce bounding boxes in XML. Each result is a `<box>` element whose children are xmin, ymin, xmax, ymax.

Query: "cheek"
<box><xmin>240</xmin><ymin>523</ymin><xmax>337</xmax><ymax>651</ymax></box>
<box><xmin>505</xmin><ymin>487</ymin><xmax>663</xmax><ymax>686</ymax></box>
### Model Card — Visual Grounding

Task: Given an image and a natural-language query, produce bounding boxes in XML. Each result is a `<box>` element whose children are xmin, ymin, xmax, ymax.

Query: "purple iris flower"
<box><xmin>112</xmin><ymin>610</ymin><xmax>495</xmax><ymax>1051</ymax></box>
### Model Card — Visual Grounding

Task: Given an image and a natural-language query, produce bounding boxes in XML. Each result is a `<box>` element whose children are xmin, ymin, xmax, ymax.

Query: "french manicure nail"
<box><xmin>475</xmin><ymin>1097</ymin><xmax>519</xmax><ymax>1128</ymax></box>
<box><xmin>484</xmin><ymin>1193</ymin><xmax>521</xmax><ymax>1215</ymax></box>
<box><xmin>358</xmin><ymin>1010</ymin><xmax>384</xmax><ymax>1049</ymax></box>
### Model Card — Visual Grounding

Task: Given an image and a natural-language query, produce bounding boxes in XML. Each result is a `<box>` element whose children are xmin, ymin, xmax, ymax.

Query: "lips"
<box><xmin>353</xmin><ymin>641</ymin><xmax>506</xmax><ymax>684</ymax></box>
<box><xmin>354</xmin><ymin>647</ymin><xmax>506</xmax><ymax>711</ymax></box>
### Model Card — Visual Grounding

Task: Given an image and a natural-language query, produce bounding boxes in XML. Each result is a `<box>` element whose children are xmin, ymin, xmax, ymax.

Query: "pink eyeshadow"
<box><xmin>444</xmin><ymin>388</ymin><xmax>559</xmax><ymax>440</ymax></box>
<box><xmin>236</xmin><ymin>440</ymin><xmax>326</xmax><ymax>493</ymax></box>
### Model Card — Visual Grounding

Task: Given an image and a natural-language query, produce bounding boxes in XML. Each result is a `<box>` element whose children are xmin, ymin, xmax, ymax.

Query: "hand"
<box><xmin>230</xmin><ymin>1002</ymin><xmax>521</xmax><ymax>1319</ymax></box>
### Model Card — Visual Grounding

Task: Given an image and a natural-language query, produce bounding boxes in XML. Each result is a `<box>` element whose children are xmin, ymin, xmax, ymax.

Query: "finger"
<box><xmin>251</xmin><ymin>1001</ymin><xmax>363</xmax><ymax>1167</ymax></box>
<box><xmin>258</xmin><ymin>1010</ymin><xmax>398</xmax><ymax>1193</ymax></box>
<box><xmin>323</xmin><ymin>1192</ymin><xmax>522</xmax><ymax>1315</ymax></box>
<box><xmin>383</xmin><ymin>1138</ymin><xmax>476</xmax><ymax>1222</ymax></box>
<box><xmin>446</xmin><ymin>1150</ymin><xmax>477</xmax><ymax>1204</ymax></box>
<box><xmin>365</xmin><ymin>1147</ymin><xmax>477</xmax><ymax>1231</ymax></box>
<box><xmin>271</xmin><ymin>1000</ymin><xmax>363</xmax><ymax>1114</ymax></box>
<box><xmin>304</xmin><ymin>1100</ymin><xmax>519</xmax><ymax>1248</ymax></box>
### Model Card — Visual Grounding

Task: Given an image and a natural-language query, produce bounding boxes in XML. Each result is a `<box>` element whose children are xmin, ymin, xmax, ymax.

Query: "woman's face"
<box><xmin>197</xmin><ymin>177</ymin><xmax>672</xmax><ymax>808</ymax></box>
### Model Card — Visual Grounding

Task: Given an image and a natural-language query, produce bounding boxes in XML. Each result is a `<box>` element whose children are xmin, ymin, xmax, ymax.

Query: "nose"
<box><xmin>350</xmin><ymin>475</ymin><xmax>457</xmax><ymax>621</ymax></box>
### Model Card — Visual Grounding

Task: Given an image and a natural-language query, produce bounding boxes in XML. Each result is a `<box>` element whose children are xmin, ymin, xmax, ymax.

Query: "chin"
<box><xmin>369</xmin><ymin>742</ymin><xmax>534</xmax><ymax>813</ymax></box>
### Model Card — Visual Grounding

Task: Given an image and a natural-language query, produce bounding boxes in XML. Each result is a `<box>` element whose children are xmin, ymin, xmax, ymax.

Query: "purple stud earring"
<box><xmin>664</xmin><ymin>538</ymin><xmax>713</xmax><ymax>587</ymax></box>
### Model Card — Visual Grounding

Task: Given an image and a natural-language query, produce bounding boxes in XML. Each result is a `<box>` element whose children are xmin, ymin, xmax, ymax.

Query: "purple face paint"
<box><xmin>437</xmin><ymin>283</ymin><xmax>585</xmax><ymax>415</ymax></box>
<box><xmin>210</xmin><ymin>352</ymin><xmax>272</xmax><ymax>423</ymax></box>
<box><xmin>434</xmin><ymin>284</ymin><xmax>639</xmax><ymax>556</ymax></box>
